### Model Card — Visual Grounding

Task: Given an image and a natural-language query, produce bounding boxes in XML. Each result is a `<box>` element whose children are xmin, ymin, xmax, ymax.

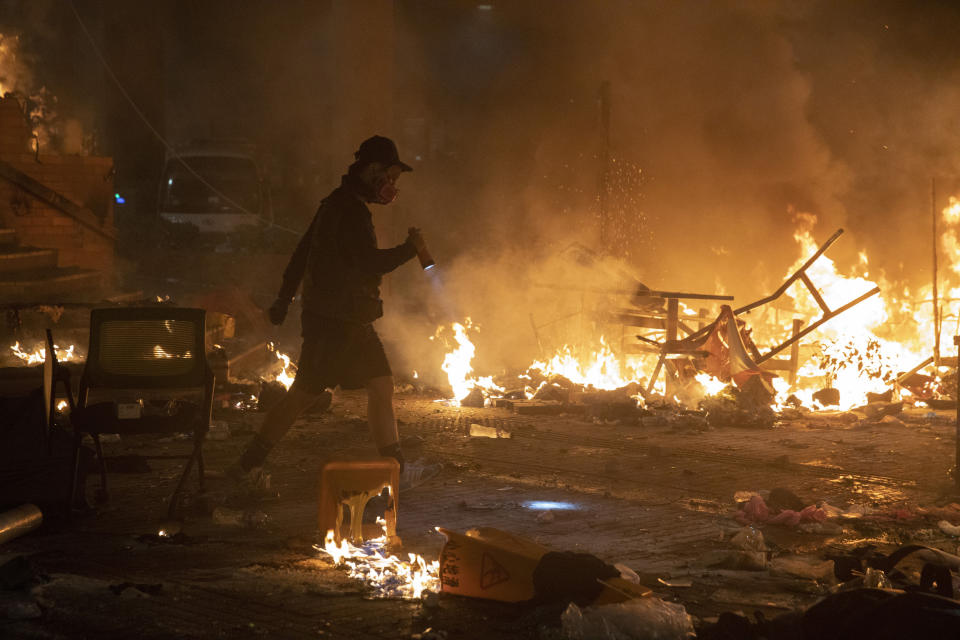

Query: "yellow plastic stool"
<box><xmin>318</xmin><ymin>458</ymin><xmax>400</xmax><ymax>545</ymax></box>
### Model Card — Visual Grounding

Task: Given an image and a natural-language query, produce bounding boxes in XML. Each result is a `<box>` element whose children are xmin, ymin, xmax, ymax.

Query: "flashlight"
<box><xmin>418</xmin><ymin>245</ymin><xmax>436</xmax><ymax>270</ymax></box>
<box><xmin>409</xmin><ymin>227</ymin><xmax>435</xmax><ymax>270</ymax></box>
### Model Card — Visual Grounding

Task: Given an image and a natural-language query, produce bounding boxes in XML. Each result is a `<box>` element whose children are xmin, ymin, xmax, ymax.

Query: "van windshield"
<box><xmin>161</xmin><ymin>156</ymin><xmax>261</xmax><ymax>215</ymax></box>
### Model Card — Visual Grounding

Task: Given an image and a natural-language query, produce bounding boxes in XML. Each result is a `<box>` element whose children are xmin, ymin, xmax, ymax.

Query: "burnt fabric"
<box><xmin>531</xmin><ymin>551</ymin><xmax>621</xmax><ymax>606</ymax></box>
<box><xmin>694</xmin><ymin>305</ymin><xmax>776</xmax><ymax>393</ymax></box>
<box><xmin>278</xmin><ymin>173</ymin><xmax>417</xmax><ymax>326</ymax></box>
<box><xmin>294</xmin><ymin>317</ymin><xmax>392</xmax><ymax>392</ymax></box>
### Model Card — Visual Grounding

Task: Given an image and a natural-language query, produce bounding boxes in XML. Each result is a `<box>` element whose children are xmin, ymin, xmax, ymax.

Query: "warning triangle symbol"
<box><xmin>480</xmin><ymin>552</ymin><xmax>510</xmax><ymax>590</ymax></box>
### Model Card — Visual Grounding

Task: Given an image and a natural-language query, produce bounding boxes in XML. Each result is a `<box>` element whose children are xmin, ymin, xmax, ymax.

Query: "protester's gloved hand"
<box><xmin>267</xmin><ymin>297</ymin><xmax>290</xmax><ymax>326</ymax></box>
<box><xmin>407</xmin><ymin>227</ymin><xmax>427</xmax><ymax>252</ymax></box>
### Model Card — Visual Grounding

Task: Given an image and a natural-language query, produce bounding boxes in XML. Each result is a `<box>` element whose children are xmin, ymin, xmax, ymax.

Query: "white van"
<box><xmin>158</xmin><ymin>145</ymin><xmax>272</xmax><ymax>243</ymax></box>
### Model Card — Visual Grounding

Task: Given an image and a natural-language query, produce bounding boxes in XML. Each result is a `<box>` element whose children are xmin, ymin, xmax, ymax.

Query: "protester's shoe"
<box><xmin>223</xmin><ymin>463</ymin><xmax>276</xmax><ymax>505</ymax></box>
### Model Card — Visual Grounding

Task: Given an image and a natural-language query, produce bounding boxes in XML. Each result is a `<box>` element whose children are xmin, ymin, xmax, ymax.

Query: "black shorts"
<box><xmin>293</xmin><ymin>318</ymin><xmax>392</xmax><ymax>392</ymax></box>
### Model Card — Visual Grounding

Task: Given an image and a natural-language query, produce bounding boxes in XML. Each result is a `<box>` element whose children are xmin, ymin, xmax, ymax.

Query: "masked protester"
<box><xmin>230</xmin><ymin>135</ymin><xmax>425</xmax><ymax>488</ymax></box>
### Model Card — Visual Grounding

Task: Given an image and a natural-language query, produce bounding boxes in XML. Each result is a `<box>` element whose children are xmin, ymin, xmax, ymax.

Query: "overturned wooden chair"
<box><xmin>644</xmin><ymin>229</ymin><xmax>880</xmax><ymax>394</ymax></box>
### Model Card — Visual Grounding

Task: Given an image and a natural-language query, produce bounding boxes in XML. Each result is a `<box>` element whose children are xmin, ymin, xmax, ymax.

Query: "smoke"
<box><xmin>7</xmin><ymin>2</ymin><xmax>958</xmax><ymax>388</ymax></box>
<box><xmin>381</xmin><ymin>2</ymin><xmax>844</xmax><ymax>382</ymax></box>
<box><xmin>378</xmin><ymin>1</ymin><xmax>960</xmax><ymax>386</ymax></box>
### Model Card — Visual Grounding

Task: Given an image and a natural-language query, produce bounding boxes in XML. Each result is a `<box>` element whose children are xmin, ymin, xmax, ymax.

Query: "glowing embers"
<box><xmin>317</xmin><ymin>527</ymin><xmax>440</xmax><ymax>600</ymax></box>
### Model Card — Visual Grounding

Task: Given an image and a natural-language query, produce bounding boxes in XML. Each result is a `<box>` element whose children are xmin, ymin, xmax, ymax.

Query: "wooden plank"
<box><xmin>799</xmin><ymin>272</ymin><xmax>830</xmax><ymax>314</ymax></box>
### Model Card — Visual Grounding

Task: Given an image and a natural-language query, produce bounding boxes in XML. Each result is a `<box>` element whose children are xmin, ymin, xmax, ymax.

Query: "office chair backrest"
<box><xmin>82</xmin><ymin>307</ymin><xmax>208</xmax><ymax>390</ymax></box>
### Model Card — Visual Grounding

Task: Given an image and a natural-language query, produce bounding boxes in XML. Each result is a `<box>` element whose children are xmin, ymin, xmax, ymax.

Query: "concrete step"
<box><xmin>0</xmin><ymin>228</ymin><xmax>16</xmax><ymax>247</ymax></box>
<box><xmin>0</xmin><ymin>246</ymin><xmax>58</xmax><ymax>273</ymax></box>
<box><xmin>0</xmin><ymin>266</ymin><xmax>102</xmax><ymax>302</ymax></box>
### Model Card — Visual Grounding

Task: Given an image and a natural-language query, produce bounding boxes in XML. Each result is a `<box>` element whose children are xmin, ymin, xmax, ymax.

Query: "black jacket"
<box><xmin>277</xmin><ymin>174</ymin><xmax>416</xmax><ymax>330</ymax></box>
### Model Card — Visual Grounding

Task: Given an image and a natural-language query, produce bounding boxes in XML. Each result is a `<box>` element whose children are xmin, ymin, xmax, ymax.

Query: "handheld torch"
<box><xmin>410</xmin><ymin>227</ymin><xmax>435</xmax><ymax>270</ymax></box>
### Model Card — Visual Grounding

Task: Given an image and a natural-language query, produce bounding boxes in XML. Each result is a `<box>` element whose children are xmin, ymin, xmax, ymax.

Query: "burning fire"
<box><xmin>761</xmin><ymin>213</ymin><xmax>929</xmax><ymax>410</ymax></box>
<box><xmin>267</xmin><ymin>343</ymin><xmax>297</xmax><ymax>390</ymax></box>
<box><xmin>10</xmin><ymin>341</ymin><xmax>78</xmax><ymax>365</ymax></box>
<box><xmin>528</xmin><ymin>337</ymin><xmax>641</xmax><ymax>391</ymax></box>
<box><xmin>431</xmin><ymin>204</ymin><xmax>960</xmax><ymax>414</ymax></box>
<box><xmin>0</xmin><ymin>33</ymin><xmax>61</xmax><ymax>153</ymax></box>
<box><xmin>317</xmin><ymin>527</ymin><xmax>439</xmax><ymax>599</ymax></box>
<box><xmin>436</xmin><ymin>320</ymin><xmax>503</xmax><ymax>405</ymax></box>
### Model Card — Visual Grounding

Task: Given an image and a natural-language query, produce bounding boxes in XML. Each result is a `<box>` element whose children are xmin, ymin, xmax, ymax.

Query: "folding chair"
<box><xmin>65</xmin><ymin>307</ymin><xmax>214</xmax><ymax>519</ymax></box>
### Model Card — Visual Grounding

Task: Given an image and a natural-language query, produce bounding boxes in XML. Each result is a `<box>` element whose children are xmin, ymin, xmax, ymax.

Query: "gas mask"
<box><xmin>374</xmin><ymin>175</ymin><xmax>399</xmax><ymax>204</ymax></box>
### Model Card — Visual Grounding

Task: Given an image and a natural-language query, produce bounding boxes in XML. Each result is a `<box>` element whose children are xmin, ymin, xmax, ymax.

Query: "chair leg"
<box><xmin>196</xmin><ymin>446</ymin><xmax>205</xmax><ymax>492</ymax></box>
<box><xmin>646</xmin><ymin>354</ymin><xmax>665</xmax><ymax>394</ymax></box>
<box><xmin>92</xmin><ymin>434</ymin><xmax>108</xmax><ymax>503</ymax></box>
<box><xmin>167</xmin><ymin>441</ymin><xmax>202</xmax><ymax>521</ymax></box>
<box><xmin>69</xmin><ymin>432</ymin><xmax>83</xmax><ymax>513</ymax></box>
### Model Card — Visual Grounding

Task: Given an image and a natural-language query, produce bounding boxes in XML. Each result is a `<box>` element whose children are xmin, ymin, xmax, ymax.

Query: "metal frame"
<box><xmin>65</xmin><ymin>307</ymin><xmax>214</xmax><ymax>520</ymax></box>
<box><xmin>644</xmin><ymin>229</ymin><xmax>880</xmax><ymax>394</ymax></box>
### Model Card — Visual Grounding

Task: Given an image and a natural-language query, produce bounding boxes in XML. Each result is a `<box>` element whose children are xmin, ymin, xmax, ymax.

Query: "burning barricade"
<box><xmin>423</xmin><ymin>217</ymin><xmax>960</xmax><ymax>425</ymax></box>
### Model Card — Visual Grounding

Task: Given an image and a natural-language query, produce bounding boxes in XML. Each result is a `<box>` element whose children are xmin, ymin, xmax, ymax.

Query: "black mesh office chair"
<box><xmin>65</xmin><ymin>307</ymin><xmax>214</xmax><ymax>519</ymax></box>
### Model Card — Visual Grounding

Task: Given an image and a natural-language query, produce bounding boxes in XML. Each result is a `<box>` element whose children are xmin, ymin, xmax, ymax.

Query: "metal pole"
<box><xmin>934</xmin><ymin>178</ymin><xmax>941</xmax><ymax>366</ymax></box>
<box><xmin>933</xmin><ymin>179</ymin><xmax>941</xmax><ymax>365</ymax></box>
<box><xmin>598</xmin><ymin>80</ymin><xmax>611</xmax><ymax>250</ymax></box>
<box><xmin>0</xmin><ymin>504</ymin><xmax>42</xmax><ymax>545</ymax></box>
<box><xmin>955</xmin><ymin>335</ymin><xmax>960</xmax><ymax>489</ymax></box>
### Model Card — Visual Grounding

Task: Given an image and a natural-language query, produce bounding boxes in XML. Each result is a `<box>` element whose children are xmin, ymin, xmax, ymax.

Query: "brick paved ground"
<box><xmin>3</xmin><ymin>391</ymin><xmax>958</xmax><ymax>639</ymax></box>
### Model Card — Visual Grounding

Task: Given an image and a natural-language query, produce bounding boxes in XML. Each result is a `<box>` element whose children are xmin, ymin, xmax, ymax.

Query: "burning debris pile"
<box><xmin>424</xmin><ymin>211</ymin><xmax>960</xmax><ymax>424</ymax></box>
<box><xmin>209</xmin><ymin>341</ymin><xmax>300</xmax><ymax>413</ymax></box>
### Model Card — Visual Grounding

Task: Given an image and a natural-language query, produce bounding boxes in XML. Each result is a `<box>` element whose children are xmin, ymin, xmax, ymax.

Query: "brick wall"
<box><xmin>0</xmin><ymin>97</ymin><xmax>32</xmax><ymax>158</ymax></box>
<box><xmin>0</xmin><ymin>96</ymin><xmax>115</xmax><ymax>274</ymax></box>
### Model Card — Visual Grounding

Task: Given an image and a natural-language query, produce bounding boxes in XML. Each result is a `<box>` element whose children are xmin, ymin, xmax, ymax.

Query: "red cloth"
<box><xmin>698</xmin><ymin>306</ymin><xmax>776</xmax><ymax>391</ymax></box>
<box><xmin>735</xmin><ymin>495</ymin><xmax>826</xmax><ymax>528</ymax></box>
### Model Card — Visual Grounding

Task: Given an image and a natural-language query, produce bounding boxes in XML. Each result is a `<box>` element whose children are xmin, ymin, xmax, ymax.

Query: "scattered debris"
<box><xmin>769</xmin><ymin>556</ymin><xmax>835</xmax><ymax>581</ymax></box>
<box><xmin>812</xmin><ymin>387</ymin><xmax>840</xmax><ymax>407</ymax></box>
<box><xmin>730</xmin><ymin>526</ymin><xmax>766</xmax><ymax>552</ymax></box>
<box><xmin>656</xmin><ymin>577</ymin><xmax>693</xmax><ymax>588</ymax></box>
<box><xmin>561</xmin><ymin>597</ymin><xmax>694</xmax><ymax>640</ymax></box>
<box><xmin>702</xmin><ymin>549</ymin><xmax>767</xmax><ymax>571</ymax></box>
<box><xmin>207</xmin><ymin>420</ymin><xmax>231</xmax><ymax>441</ymax></box>
<box><xmin>212</xmin><ymin>507</ymin><xmax>269</xmax><ymax>528</ymax></box>
<box><xmin>735</xmin><ymin>493</ymin><xmax>828</xmax><ymax>529</ymax></box>
<box><xmin>468</xmin><ymin>423</ymin><xmax>510</xmax><ymax>438</ymax></box>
